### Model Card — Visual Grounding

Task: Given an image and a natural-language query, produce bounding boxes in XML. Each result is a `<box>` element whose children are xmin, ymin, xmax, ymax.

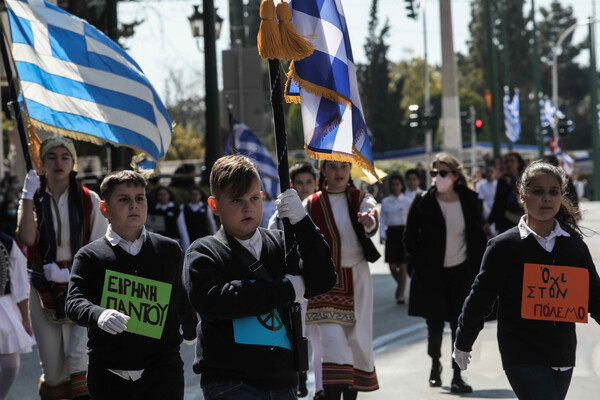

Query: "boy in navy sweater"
<box><xmin>66</xmin><ymin>170</ymin><xmax>197</xmax><ymax>400</ymax></box>
<box><xmin>183</xmin><ymin>155</ymin><xmax>336</xmax><ymax>399</ymax></box>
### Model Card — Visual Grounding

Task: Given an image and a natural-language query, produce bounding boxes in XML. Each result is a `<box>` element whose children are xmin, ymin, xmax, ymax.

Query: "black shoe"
<box><xmin>429</xmin><ymin>364</ymin><xmax>442</xmax><ymax>387</ymax></box>
<box><xmin>450</xmin><ymin>376</ymin><xmax>473</xmax><ymax>393</ymax></box>
<box><xmin>314</xmin><ymin>389</ymin><xmax>326</xmax><ymax>400</ymax></box>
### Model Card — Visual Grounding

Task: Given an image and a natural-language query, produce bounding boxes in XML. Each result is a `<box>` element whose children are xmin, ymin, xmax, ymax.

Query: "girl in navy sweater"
<box><xmin>454</xmin><ymin>161</ymin><xmax>600</xmax><ymax>400</ymax></box>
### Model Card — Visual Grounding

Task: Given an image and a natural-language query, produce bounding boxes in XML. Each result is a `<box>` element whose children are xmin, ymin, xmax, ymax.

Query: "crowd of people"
<box><xmin>1</xmin><ymin>138</ymin><xmax>599</xmax><ymax>400</ymax></box>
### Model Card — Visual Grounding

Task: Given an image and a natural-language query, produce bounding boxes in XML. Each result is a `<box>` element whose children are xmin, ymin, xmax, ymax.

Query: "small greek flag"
<box><xmin>224</xmin><ymin>120</ymin><xmax>279</xmax><ymax>199</ymax></box>
<box><xmin>539</xmin><ymin>97</ymin><xmax>565</xmax><ymax>132</ymax></box>
<box><xmin>5</xmin><ymin>0</ymin><xmax>171</xmax><ymax>172</ymax></box>
<box><xmin>503</xmin><ymin>87</ymin><xmax>521</xmax><ymax>143</ymax></box>
<box><xmin>286</xmin><ymin>0</ymin><xmax>378</xmax><ymax>182</ymax></box>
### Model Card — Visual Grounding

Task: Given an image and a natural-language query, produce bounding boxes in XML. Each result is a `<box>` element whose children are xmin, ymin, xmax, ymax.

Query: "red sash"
<box><xmin>305</xmin><ymin>187</ymin><xmax>365</xmax><ymax>325</ymax></box>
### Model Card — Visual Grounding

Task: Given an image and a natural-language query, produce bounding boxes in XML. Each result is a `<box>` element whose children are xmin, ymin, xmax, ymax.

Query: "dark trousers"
<box><xmin>87</xmin><ymin>355</ymin><xmax>184</xmax><ymax>400</ymax></box>
<box><xmin>201</xmin><ymin>381</ymin><xmax>297</xmax><ymax>400</ymax></box>
<box><xmin>505</xmin><ymin>364</ymin><xmax>573</xmax><ymax>400</ymax></box>
<box><xmin>426</xmin><ymin>262</ymin><xmax>469</xmax><ymax>373</ymax></box>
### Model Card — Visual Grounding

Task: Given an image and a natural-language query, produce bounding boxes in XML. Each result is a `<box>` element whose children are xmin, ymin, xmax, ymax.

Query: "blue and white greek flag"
<box><xmin>503</xmin><ymin>88</ymin><xmax>521</xmax><ymax>143</ymax></box>
<box><xmin>539</xmin><ymin>97</ymin><xmax>565</xmax><ymax>132</ymax></box>
<box><xmin>287</xmin><ymin>0</ymin><xmax>379</xmax><ymax>182</ymax></box>
<box><xmin>5</xmin><ymin>0</ymin><xmax>171</xmax><ymax>171</ymax></box>
<box><xmin>224</xmin><ymin>120</ymin><xmax>279</xmax><ymax>199</ymax></box>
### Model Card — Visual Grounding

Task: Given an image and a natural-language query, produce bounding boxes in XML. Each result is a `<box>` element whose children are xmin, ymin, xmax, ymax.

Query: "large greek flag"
<box><xmin>286</xmin><ymin>0</ymin><xmax>378</xmax><ymax>181</ymax></box>
<box><xmin>503</xmin><ymin>88</ymin><xmax>521</xmax><ymax>143</ymax></box>
<box><xmin>5</xmin><ymin>0</ymin><xmax>171</xmax><ymax>169</ymax></box>
<box><xmin>224</xmin><ymin>120</ymin><xmax>279</xmax><ymax>199</ymax></box>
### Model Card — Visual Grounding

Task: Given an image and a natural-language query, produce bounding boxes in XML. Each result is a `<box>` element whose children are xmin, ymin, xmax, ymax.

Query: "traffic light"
<box><xmin>475</xmin><ymin>119</ymin><xmax>483</xmax><ymax>134</ymax></box>
<box><xmin>460</xmin><ymin>111</ymin><xmax>471</xmax><ymax>134</ymax></box>
<box><xmin>405</xmin><ymin>0</ymin><xmax>417</xmax><ymax>19</ymax></box>
<box><xmin>422</xmin><ymin>112</ymin><xmax>438</xmax><ymax>132</ymax></box>
<box><xmin>557</xmin><ymin>117</ymin><xmax>574</xmax><ymax>137</ymax></box>
<box><xmin>408</xmin><ymin>104</ymin><xmax>421</xmax><ymax>128</ymax></box>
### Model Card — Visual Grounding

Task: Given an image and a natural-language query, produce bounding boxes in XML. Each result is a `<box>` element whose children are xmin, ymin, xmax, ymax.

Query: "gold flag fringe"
<box><xmin>130</xmin><ymin>153</ymin><xmax>161</xmax><ymax>178</ymax></box>
<box><xmin>304</xmin><ymin>146</ymin><xmax>381</xmax><ymax>183</ymax></box>
<box><xmin>286</xmin><ymin>61</ymin><xmax>351</xmax><ymax>107</ymax></box>
<box><xmin>29</xmin><ymin>118</ymin><xmax>162</xmax><ymax>177</ymax></box>
<box><xmin>257</xmin><ymin>0</ymin><xmax>285</xmax><ymax>60</ymax></box>
<box><xmin>276</xmin><ymin>1</ymin><xmax>315</xmax><ymax>61</ymax></box>
<box><xmin>26</xmin><ymin>123</ymin><xmax>41</xmax><ymax>170</ymax></box>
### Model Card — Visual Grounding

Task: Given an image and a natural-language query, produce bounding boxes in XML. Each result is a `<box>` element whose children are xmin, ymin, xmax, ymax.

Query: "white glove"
<box><xmin>452</xmin><ymin>343</ymin><xmax>472</xmax><ymax>371</ymax></box>
<box><xmin>276</xmin><ymin>189</ymin><xmax>306</xmax><ymax>225</ymax></box>
<box><xmin>43</xmin><ymin>262</ymin><xmax>71</xmax><ymax>283</ymax></box>
<box><xmin>21</xmin><ymin>169</ymin><xmax>40</xmax><ymax>200</ymax></box>
<box><xmin>97</xmin><ymin>309</ymin><xmax>130</xmax><ymax>335</ymax></box>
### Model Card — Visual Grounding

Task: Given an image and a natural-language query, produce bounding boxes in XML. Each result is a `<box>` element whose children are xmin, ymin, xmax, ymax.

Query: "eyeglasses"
<box><xmin>430</xmin><ymin>169</ymin><xmax>452</xmax><ymax>178</ymax></box>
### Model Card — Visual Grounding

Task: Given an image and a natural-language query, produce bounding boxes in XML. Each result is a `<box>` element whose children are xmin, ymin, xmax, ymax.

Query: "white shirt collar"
<box><xmin>105</xmin><ymin>224</ymin><xmax>148</xmax><ymax>247</ymax></box>
<box><xmin>518</xmin><ymin>217</ymin><xmax>570</xmax><ymax>241</ymax></box>
<box><xmin>155</xmin><ymin>202</ymin><xmax>175</xmax><ymax>210</ymax></box>
<box><xmin>235</xmin><ymin>229</ymin><xmax>263</xmax><ymax>260</ymax></box>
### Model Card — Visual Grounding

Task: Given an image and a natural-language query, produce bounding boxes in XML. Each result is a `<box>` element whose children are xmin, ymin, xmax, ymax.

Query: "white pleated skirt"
<box><xmin>0</xmin><ymin>295</ymin><xmax>35</xmax><ymax>354</ymax></box>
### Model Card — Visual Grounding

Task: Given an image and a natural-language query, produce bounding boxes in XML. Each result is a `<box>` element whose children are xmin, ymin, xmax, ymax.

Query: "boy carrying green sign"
<box><xmin>66</xmin><ymin>170</ymin><xmax>197</xmax><ymax>400</ymax></box>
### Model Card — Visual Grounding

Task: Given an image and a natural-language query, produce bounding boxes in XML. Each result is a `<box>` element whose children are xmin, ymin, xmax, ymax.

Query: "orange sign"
<box><xmin>521</xmin><ymin>263</ymin><xmax>589</xmax><ymax>323</ymax></box>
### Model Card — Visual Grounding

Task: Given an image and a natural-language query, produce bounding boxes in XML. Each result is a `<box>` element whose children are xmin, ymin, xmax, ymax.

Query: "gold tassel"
<box><xmin>26</xmin><ymin>123</ymin><xmax>42</xmax><ymax>171</ymax></box>
<box><xmin>276</xmin><ymin>1</ymin><xmax>315</xmax><ymax>61</ymax></box>
<box><xmin>257</xmin><ymin>0</ymin><xmax>284</xmax><ymax>60</ymax></box>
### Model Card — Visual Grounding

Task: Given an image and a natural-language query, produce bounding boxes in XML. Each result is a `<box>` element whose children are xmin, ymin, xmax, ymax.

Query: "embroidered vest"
<box><xmin>305</xmin><ymin>186</ymin><xmax>378</xmax><ymax>325</ymax></box>
<box><xmin>27</xmin><ymin>185</ymin><xmax>93</xmax><ymax>322</ymax></box>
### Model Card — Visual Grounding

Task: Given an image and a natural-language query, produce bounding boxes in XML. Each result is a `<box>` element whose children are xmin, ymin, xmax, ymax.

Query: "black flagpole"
<box><xmin>267</xmin><ymin>58</ymin><xmax>309</xmax><ymax>372</ymax></box>
<box><xmin>0</xmin><ymin>24</ymin><xmax>33</xmax><ymax>171</ymax></box>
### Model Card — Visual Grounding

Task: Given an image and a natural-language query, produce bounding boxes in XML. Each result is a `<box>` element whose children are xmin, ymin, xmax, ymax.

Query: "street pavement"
<box><xmin>8</xmin><ymin>202</ymin><xmax>600</xmax><ymax>399</ymax></box>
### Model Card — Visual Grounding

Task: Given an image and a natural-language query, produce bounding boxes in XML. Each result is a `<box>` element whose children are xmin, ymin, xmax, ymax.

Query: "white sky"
<box><xmin>118</xmin><ymin>0</ymin><xmax>600</xmax><ymax>101</ymax></box>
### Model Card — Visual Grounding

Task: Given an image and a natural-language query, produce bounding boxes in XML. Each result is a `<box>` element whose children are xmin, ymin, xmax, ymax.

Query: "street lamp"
<box><xmin>188</xmin><ymin>3</ymin><xmax>223</xmax><ymax>185</ymax></box>
<box><xmin>188</xmin><ymin>5</ymin><xmax>224</xmax><ymax>42</ymax></box>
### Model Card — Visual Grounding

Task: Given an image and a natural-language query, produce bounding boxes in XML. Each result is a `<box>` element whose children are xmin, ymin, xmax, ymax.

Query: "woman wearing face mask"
<box><xmin>404</xmin><ymin>152</ymin><xmax>487</xmax><ymax>394</ymax></box>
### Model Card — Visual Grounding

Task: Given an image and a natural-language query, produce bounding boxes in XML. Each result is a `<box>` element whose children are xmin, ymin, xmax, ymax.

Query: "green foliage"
<box><xmin>165</xmin><ymin>124</ymin><xmax>204</xmax><ymax>161</ymax></box>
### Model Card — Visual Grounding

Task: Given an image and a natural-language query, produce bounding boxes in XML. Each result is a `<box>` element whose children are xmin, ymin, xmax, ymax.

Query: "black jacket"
<box><xmin>182</xmin><ymin>216</ymin><xmax>335</xmax><ymax>390</ymax></box>
<box><xmin>405</xmin><ymin>185</ymin><xmax>487</xmax><ymax>320</ymax></box>
<box><xmin>65</xmin><ymin>233</ymin><xmax>197</xmax><ymax>370</ymax></box>
<box><xmin>456</xmin><ymin>227</ymin><xmax>600</xmax><ymax>369</ymax></box>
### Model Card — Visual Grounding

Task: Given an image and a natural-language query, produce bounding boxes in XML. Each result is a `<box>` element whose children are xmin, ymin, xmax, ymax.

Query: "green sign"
<box><xmin>100</xmin><ymin>270</ymin><xmax>172</xmax><ymax>339</ymax></box>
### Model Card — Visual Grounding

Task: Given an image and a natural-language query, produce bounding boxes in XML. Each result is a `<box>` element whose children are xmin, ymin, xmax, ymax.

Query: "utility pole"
<box><xmin>203</xmin><ymin>0</ymin><xmax>221</xmax><ymax>185</ymax></box>
<box><xmin>589</xmin><ymin>21</ymin><xmax>600</xmax><ymax>200</ymax></box>
<box><xmin>439</xmin><ymin>0</ymin><xmax>461</xmax><ymax>160</ymax></box>
<box><xmin>530</xmin><ymin>0</ymin><xmax>544</xmax><ymax>157</ymax></box>
<box><xmin>229</xmin><ymin>0</ymin><xmax>245</xmax><ymax>47</ymax></box>
<box><xmin>422</xmin><ymin>0</ymin><xmax>432</xmax><ymax>187</ymax></box>
<box><xmin>500</xmin><ymin>0</ymin><xmax>512</xmax><ymax>150</ymax></box>
<box><xmin>483</xmin><ymin>0</ymin><xmax>500</xmax><ymax>159</ymax></box>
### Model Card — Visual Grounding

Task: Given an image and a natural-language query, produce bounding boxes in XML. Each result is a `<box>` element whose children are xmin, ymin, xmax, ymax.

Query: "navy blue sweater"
<box><xmin>66</xmin><ymin>233</ymin><xmax>197</xmax><ymax>370</ymax></box>
<box><xmin>456</xmin><ymin>226</ymin><xmax>600</xmax><ymax>369</ymax></box>
<box><xmin>182</xmin><ymin>216</ymin><xmax>335</xmax><ymax>390</ymax></box>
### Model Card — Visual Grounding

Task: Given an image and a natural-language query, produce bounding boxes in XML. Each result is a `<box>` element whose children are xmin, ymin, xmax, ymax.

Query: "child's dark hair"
<box><xmin>210</xmin><ymin>155</ymin><xmax>263</xmax><ymax>198</ymax></box>
<box><xmin>505</xmin><ymin>151</ymin><xmax>527</xmax><ymax>175</ymax></box>
<box><xmin>518</xmin><ymin>161</ymin><xmax>581</xmax><ymax>237</ymax></box>
<box><xmin>290</xmin><ymin>162</ymin><xmax>316</xmax><ymax>183</ymax></box>
<box><xmin>388</xmin><ymin>173</ymin><xmax>405</xmax><ymax>193</ymax></box>
<box><xmin>405</xmin><ymin>168</ymin><xmax>420</xmax><ymax>181</ymax></box>
<box><xmin>317</xmin><ymin>160</ymin><xmax>355</xmax><ymax>191</ymax></box>
<box><xmin>188</xmin><ymin>185</ymin><xmax>208</xmax><ymax>203</ymax></box>
<box><xmin>100</xmin><ymin>170</ymin><xmax>147</xmax><ymax>201</ymax></box>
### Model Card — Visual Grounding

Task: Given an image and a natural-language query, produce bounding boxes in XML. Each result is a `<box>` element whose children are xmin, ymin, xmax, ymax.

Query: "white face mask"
<box><xmin>434</xmin><ymin>176</ymin><xmax>454</xmax><ymax>193</ymax></box>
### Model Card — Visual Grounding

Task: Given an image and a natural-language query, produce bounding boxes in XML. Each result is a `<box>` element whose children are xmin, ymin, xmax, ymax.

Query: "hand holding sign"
<box><xmin>98</xmin><ymin>309</ymin><xmax>130</xmax><ymax>335</ymax></box>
